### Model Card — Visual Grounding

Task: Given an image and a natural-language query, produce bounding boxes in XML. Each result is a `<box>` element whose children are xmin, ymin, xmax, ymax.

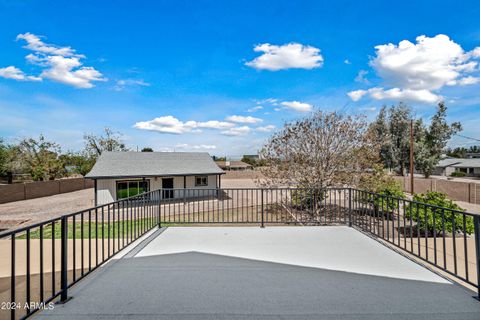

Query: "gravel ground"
<box><xmin>0</xmin><ymin>179</ymin><xmax>258</xmax><ymax>230</ymax></box>
<box><xmin>0</xmin><ymin>188</ymin><xmax>95</xmax><ymax>230</ymax></box>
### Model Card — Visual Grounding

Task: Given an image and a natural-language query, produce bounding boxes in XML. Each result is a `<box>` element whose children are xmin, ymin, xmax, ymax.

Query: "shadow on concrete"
<box><xmin>36</xmin><ymin>251</ymin><xmax>480</xmax><ymax>320</ymax></box>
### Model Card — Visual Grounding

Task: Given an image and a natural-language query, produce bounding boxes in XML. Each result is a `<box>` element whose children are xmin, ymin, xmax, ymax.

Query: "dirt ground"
<box><xmin>0</xmin><ymin>179</ymin><xmax>259</xmax><ymax>231</ymax></box>
<box><xmin>0</xmin><ymin>189</ymin><xmax>95</xmax><ymax>230</ymax></box>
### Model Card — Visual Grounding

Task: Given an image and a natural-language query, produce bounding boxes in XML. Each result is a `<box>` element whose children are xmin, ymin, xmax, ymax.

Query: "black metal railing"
<box><xmin>0</xmin><ymin>186</ymin><xmax>479</xmax><ymax>319</ymax></box>
<box><xmin>0</xmin><ymin>189</ymin><xmax>161</xmax><ymax>320</ymax></box>
<box><xmin>157</xmin><ymin>188</ymin><xmax>348</xmax><ymax>226</ymax></box>
<box><xmin>350</xmin><ymin>188</ymin><xmax>480</xmax><ymax>293</ymax></box>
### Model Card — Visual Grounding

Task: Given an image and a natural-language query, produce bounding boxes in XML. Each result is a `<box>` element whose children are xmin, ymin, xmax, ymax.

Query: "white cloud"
<box><xmin>450</xmin><ymin>76</ymin><xmax>480</xmax><ymax>86</ymax></box>
<box><xmin>0</xmin><ymin>66</ymin><xmax>41</xmax><ymax>81</ymax></box>
<box><xmin>246</xmin><ymin>43</ymin><xmax>323</xmax><ymax>71</ymax></box>
<box><xmin>175</xmin><ymin>143</ymin><xmax>216</xmax><ymax>150</ymax></box>
<box><xmin>39</xmin><ymin>55</ymin><xmax>105</xmax><ymax>88</ymax></box>
<box><xmin>344</xmin><ymin>59</ymin><xmax>351</xmax><ymax>65</ymax></box>
<box><xmin>280</xmin><ymin>100</ymin><xmax>313</xmax><ymax>112</ymax></box>
<box><xmin>133</xmin><ymin>116</ymin><xmax>235</xmax><ymax>134</ymax></box>
<box><xmin>257</xmin><ymin>98</ymin><xmax>278</xmax><ymax>105</ymax></box>
<box><xmin>348</xmin><ymin>87</ymin><xmax>441</xmax><ymax>103</ymax></box>
<box><xmin>347</xmin><ymin>89</ymin><xmax>368</xmax><ymax>102</ymax></box>
<box><xmin>114</xmin><ymin>79</ymin><xmax>150</xmax><ymax>91</ymax></box>
<box><xmin>255</xmin><ymin>125</ymin><xmax>275</xmax><ymax>132</ymax></box>
<box><xmin>17</xmin><ymin>33</ymin><xmax>78</xmax><ymax>57</ymax></box>
<box><xmin>226</xmin><ymin>115</ymin><xmax>263</xmax><ymax>124</ymax></box>
<box><xmin>247</xmin><ymin>106</ymin><xmax>263</xmax><ymax>112</ymax></box>
<box><xmin>349</xmin><ymin>34</ymin><xmax>480</xmax><ymax>103</ymax></box>
<box><xmin>220</xmin><ymin>126</ymin><xmax>251</xmax><ymax>136</ymax></box>
<box><xmin>354</xmin><ymin>70</ymin><xmax>369</xmax><ymax>84</ymax></box>
<box><xmin>0</xmin><ymin>32</ymin><xmax>105</xmax><ymax>88</ymax></box>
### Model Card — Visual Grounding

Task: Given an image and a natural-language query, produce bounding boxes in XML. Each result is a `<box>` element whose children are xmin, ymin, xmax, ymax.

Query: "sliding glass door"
<box><xmin>116</xmin><ymin>180</ymin><xmax>150</xmax><ymax>199</ymax></box>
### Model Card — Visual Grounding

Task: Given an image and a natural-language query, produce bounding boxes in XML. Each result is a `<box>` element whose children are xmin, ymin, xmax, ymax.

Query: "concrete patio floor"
<box><xmin>36</xmin><ymin>226</ymin><xmax>480</xmax><ymax>320</ymax></box>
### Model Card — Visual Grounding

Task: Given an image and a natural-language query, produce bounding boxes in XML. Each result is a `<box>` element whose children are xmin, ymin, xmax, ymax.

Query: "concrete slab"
<box><xmin>136</xmin><ymin>226</ymin><xmax>448</xmax><ymax>283</ymax></box>
<box><xmin>36</xmin><ymin>226</ymin><xmax>480</xmax><ymax>320</ymax></box>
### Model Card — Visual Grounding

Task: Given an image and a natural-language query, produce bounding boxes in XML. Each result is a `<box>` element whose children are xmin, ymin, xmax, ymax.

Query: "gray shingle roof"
<box><xmin>436</xmin><ymin>157</ymin><xmax>480</xmax><ymax>168</ymax></box>
<box><xmin>436</xmin><ymin>158</ymin><xmax>463</xmax><ymax>168</ymax></box>
<box><xmin>451</xmin><ymin>158</ymin><xmax>480</xmax><ymax>168</ymax></box>
<box><xmin>85</xmin><ymin>152</ymin><xmax>224</xmax><ymax>179</ymax></box>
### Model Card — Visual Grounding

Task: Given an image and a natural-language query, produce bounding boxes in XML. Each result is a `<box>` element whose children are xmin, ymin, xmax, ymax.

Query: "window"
<box><xmin>116</xmin><ymin>180</ymin><xmax>150</xmax><ymax>199</ymax></box>
<box><xmin>195</xmin><ymin>175</ymin><xmax>208</xmax><ymax>186</ymax></box>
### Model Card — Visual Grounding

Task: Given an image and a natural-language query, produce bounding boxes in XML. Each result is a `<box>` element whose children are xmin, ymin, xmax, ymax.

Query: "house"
<box><xmin>466</xmin><ymin>152</ymin><xmax>480</xmax><ymax>159</ymax></box>
<box><xmin>215</xmin><ymin>160</ymin><xmax>253</xmax><ymax>171</ymax></box>
<box><xmin>85</xmin><ymin>152</ymin><xmax>224</xmax><ymax>205</ymax></box>
<box><xmin>434</xmin><ymin>157</ymin><xmax>480</xmax><ymax>177</ymax></box>
<box><xmin>451</xmin><ymin>159</ymin><xmax>480</xmax><ymax>177</ymax></box>
<box><xmin>433</xmin><ymin>158</ymin><xmax>463</xmax><ymax>176</ymax></box>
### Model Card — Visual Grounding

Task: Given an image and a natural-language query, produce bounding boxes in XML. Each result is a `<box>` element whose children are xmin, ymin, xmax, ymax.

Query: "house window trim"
<box><xmin>116</xmin><ymin>179</ymin><xmax>150</xmax><ymax>200</ymax></box>
<box><xmin>194</xmin><ymin>175</ymin><xmax>208</xmax><ymax>187</ymax></box>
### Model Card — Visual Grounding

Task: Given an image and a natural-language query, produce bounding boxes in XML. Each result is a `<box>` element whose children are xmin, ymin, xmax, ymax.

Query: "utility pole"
<box><xmin>410</xmin><ymin>119</ymin><xmax>414</xmax><ymax>194</ymax></box>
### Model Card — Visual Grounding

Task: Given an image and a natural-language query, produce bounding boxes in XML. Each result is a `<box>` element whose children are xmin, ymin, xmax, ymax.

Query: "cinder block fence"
<box><xmin>0</xmin><ymin>178</ymin><xmax>94</xmax><ymax>204</ymax></box>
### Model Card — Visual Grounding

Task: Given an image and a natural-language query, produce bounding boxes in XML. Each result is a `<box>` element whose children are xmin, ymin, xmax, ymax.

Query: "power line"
<box><xmin>455</xmin><ymin>134</ymin><xmax>480</xmax><ymax>142</ymax></box>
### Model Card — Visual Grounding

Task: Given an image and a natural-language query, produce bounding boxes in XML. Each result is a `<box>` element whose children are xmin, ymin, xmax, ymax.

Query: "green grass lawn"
<box><xmin>18</xmin><ymin>218</ymin><xmax>162</xmax><ymax>239</ymax></box>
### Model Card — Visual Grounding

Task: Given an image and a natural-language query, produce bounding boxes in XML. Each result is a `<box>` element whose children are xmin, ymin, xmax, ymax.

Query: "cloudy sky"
<box><xmin>1</xmin><ymin>0</ymin><xmax>480</xmax><ymax>156</ymax></box>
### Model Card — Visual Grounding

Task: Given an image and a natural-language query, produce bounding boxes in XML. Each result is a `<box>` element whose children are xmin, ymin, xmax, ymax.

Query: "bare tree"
<box><xmin>83</xmin><ymin>127</ymin><xmax>129</xmax><ymax>158</ymax></box>
<box><xmin>259</xmin><ymin>111</ymin><xmax>379</xmax><ymax>190</ymax></box>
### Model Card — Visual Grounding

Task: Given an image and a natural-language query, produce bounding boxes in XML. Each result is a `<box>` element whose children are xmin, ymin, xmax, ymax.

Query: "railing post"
<box><xmin>60</xmin><ymin>216</ymin><xmax>68</xmax><ymax>303</ymax></box>
<box><xmin>474</xmin><ymin>215</ymin><xmax>480</xmax><ymax>300</ymax></box>
<box><xmin>157</xmin><ymin>190</ymin><xmax>162</xmax><ymax>228</ymax></box>
<box><xmin>261</xmin><ymin>189</ymin><xmax>265</xmax><ymax>228</ymax></box>
<box><xmin>348</xmin><ymin>188</ymin><xmax>352</xmax><ymax>227</ymax></box>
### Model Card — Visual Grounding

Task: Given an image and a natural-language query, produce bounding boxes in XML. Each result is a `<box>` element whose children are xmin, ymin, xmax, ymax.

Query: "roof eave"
<box><xmin>85</xmin><ymin>172</ymin><xmax>225</xmax><ymax>179</ymax></box>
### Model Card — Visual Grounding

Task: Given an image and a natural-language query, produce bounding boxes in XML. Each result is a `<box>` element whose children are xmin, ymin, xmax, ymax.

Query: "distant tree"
<box><xmin>370</xmin><ymin>103</ymin><xmax>417</xmax><ymax>175</ymax></box>
<box><xmin>446</xmin><ymin>147</ymin><xmax>468</xmax><ymax>158</ymax></box>
<box><xmin>141</xmin><ymin>147</ymin><xmax>154</xmax><ymax>152</ymax></box>
<box><xmin>0</xmin><ymin>139</ymin><xmax>9</xmax><ymax>176</ymax></box>
<box><xmin>17</xmin><ymin>135</ymin><xmax>66</xmax><ymax>181</ymax></box>
<box><xmin>260</xmin><ymin>110</ymin><xmax>380</xmax><ymax>189</ymax></box>
<box><xmin>83</xmin><ymin>127</ymin><xmax>128</xmax><ymax>158</ymax></box>
<box><xmin>241</xmin><ymin>156</ymin><xmax>256</xmax><ymax>166</ymax></box>
<box><xmin>60</xmin><ymin>152</ymin><xmax>96</xmax><ymax>176</ymax></box>
<box><xmin>446</xmin><ymin>145</ymin><xmax>480</xmax><ymax>158</ymax></box>
<box><xmin>415</xmin><ymin>102</ymin><xmax>462</xmax><ymax>178</ymax></box>
<box><xmin>469</xmin><ymin>145</ymin><xmax>480</xmax><ymax>153</ymax></box>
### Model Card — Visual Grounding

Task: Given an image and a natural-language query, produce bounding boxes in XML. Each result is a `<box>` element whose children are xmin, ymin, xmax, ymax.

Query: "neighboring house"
<box><xmin>215</xmin><ymin>160</ymin><xmax>253</xmax><ymax>171</ymax></box>
<box><xmin>86</xmin><ymin>152</ymin><xmax>224</xmax><ymax>205</ymax></box>
<box><xmin>433</xmin><ymin>158</ymin><xmax>463</xmax><ymax>176</ymax></box>
<box><xmin>434</xmin><ymin>157</ymin><xmax>480</xmax><ymax>177</ymax></box>
<box><xmin>451</xmin><ymin>159</ymin><xmax>480</xmax><ymax>177</ymax></box>
<box><xmin>466</xmin><ymin>152</ymin><xmax>480</xmax><ymax>159</ymax></box>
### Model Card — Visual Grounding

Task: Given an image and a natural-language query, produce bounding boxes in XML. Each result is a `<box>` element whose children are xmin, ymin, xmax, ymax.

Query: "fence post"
<box><xmin>474</xmin><ymin>215</ymin><xmax>480</xmax><ymax>300</ymax></box>
<box><xmin>261</xmin><ymin>189</ymin><xmax>265</xmax><ymax>228</ymax></box>
<box><xmin>60</xmin><ymin>216</ymin><xmax>68</xmax><ymax>303</ymax></box>
<box><xmin>348</xmin><ymin>188</ymin><xmax>352</xmax><ymax>227</ymax></box>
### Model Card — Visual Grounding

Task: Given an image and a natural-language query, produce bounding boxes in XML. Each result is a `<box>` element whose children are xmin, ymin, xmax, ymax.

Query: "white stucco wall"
<box><xmin>95</xmin><ymin>175</ymin><xmax>220</xmax><ymax>205</ymax></box>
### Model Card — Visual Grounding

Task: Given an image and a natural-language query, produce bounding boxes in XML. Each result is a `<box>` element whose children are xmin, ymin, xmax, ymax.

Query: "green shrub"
<box><xmin>450</xmin><ymin>171</ymin><xmax>466</xmax><ymax>177</ymax></box>
<box><xmin>405</xmin><ymin>191</ymin><xmax>473</xmax><ymax>235</ymax></box>
<box><xmin>357</xmin><ymin>183</ymin><xmax>405</xmax><ymax>216</ymax></box>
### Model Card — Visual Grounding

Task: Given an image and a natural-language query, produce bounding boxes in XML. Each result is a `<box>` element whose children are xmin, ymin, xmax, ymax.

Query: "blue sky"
<box><xmin>1</xmin><ymin>0</ymin><xmax>480</xmax><ymax>157</ymax></box>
